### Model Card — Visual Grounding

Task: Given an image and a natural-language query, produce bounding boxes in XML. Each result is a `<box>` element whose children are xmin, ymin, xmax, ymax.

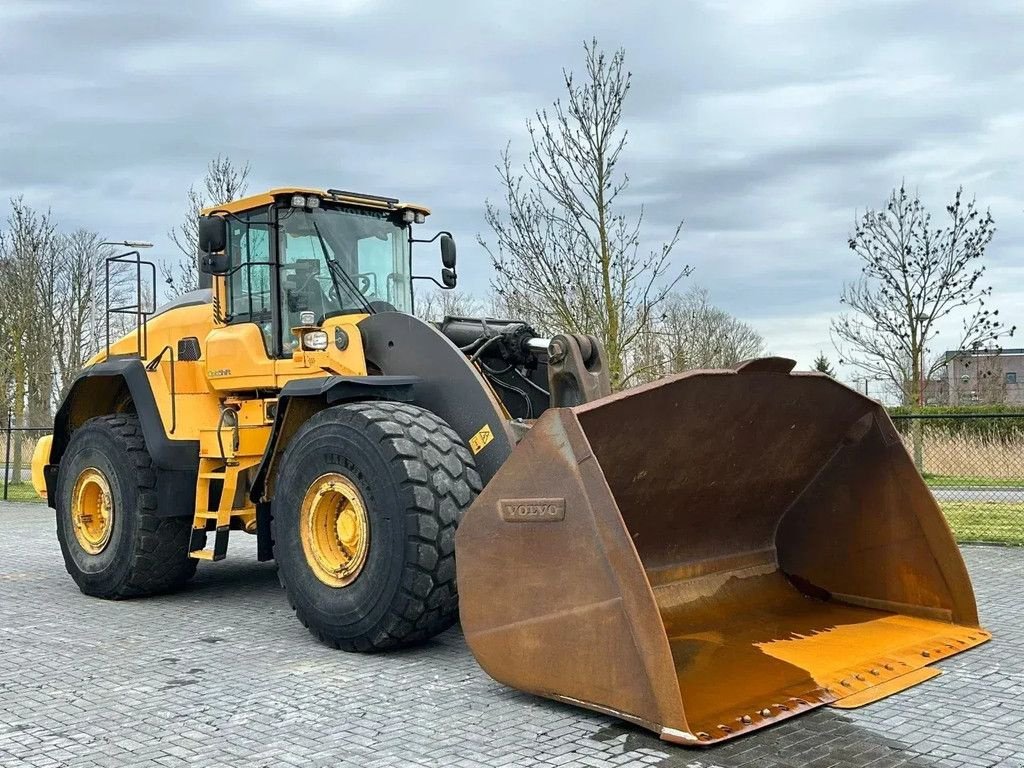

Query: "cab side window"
<box><xmin>226</xmin><ymin>213</ymin><xmax>274</xmax><ymax>352</ymax></box>
<box><xmin>355</xmin><ymin>230</ymin><xmax>407</xmax><ymax>310</ymax></box>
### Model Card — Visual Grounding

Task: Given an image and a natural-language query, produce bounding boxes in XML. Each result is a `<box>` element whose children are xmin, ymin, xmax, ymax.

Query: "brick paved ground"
<box><xmin>1</xmin><ymin>501</ymin><xmax>1021</xmax><ymax>768</ymax></box>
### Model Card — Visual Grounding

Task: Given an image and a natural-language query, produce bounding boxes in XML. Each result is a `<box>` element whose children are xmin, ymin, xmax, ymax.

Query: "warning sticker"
<box><xmin>469</xmin><ymin>424</ymin><xmax>494</xmax><ymax>455</ymax></box>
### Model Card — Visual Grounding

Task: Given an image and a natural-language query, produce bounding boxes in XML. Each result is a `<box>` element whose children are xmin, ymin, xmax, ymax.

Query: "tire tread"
<box><xmin>58</xmin><ymin>414</ymin><xmax>198</xmax><ymax>598</ymax></box>
<box><xmin>273</xmin><ymin>401</ymin><xmax>481</xmax><ymax>651</ymax></box>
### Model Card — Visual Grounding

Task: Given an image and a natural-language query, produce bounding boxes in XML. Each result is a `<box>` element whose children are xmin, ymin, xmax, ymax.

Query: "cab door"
<box><xmin>205</xmin><ymin>209</ymin><xmax>279</xmax><ymax>392</ymax></box>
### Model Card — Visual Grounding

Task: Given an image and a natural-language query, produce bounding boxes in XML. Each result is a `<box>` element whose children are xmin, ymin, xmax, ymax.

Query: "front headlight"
<box><xmin>302</xmin><ymin>330</ymin><xmax>329</xmax><ymax>351</ymax></box>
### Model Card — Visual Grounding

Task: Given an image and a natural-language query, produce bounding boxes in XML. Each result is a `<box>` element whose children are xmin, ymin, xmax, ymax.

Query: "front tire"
<box><xmin>272</xmin><ymin>402</ymin><xmax>481</xmax><ymax>651</ymax></box>
<box><xmin>55</xmin><ymin>414</ymin><xmax>199</xmax><ymax>598</ymax></box>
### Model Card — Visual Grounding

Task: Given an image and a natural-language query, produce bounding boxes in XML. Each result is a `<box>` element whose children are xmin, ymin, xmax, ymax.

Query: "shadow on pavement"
<box><xmin>584</xmin><ymin>709</ymin><xmax>942</xmax><ymax>767</ymax></box>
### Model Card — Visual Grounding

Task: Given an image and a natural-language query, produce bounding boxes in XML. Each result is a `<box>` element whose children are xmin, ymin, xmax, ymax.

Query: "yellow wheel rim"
<box><xmin>300</xmin><ymin>473</ymin><xmax>370</xmax><ymax>588</ymax></box>
<box><xmin>71</xmin><ymin>468</ymin><xmax>114</xmax><ymax>555</ymax></box>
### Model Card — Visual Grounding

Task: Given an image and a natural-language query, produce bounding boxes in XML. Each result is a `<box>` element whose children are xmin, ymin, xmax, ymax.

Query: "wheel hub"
<box><xmin>71</xmin><ymin>468</ymin><xmax>114</xmax><ymax>555</ymax></box>
<box><xmin>300</xmin><ymin>473</ymin><xmax>370</xmax><ymax>587</ymax></box>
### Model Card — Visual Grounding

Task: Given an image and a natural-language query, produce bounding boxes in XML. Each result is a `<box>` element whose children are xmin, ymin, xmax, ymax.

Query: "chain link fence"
<box><xmin>892</xmin><ymin>412</ymin><xmax>1024</xmax><ymax>546</ymax></box>
<box><xmin>1</xmin><ymin>408</ymin><xmax>50</xmax><ymax>502</ymax></box>
<box><xmin>4</xmin><ymin>408</ymin><xmax>1022</xmax><ymax>546</ymax></box>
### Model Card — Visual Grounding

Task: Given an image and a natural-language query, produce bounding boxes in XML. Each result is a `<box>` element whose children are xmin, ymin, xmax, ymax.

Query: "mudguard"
<box><xmin>46</xmin><ymin>358</ymin><xmax>198</xmax><ymax>516</ymax></box>
<box><xmin>249</xmin><ymin>374</ymin><xmax>419</xmax><ymax>505</ymax></box>
<box><xmin>358</xmin><ymin>311</ymin><xmax>516</xmax><ymax>484</ymax></box>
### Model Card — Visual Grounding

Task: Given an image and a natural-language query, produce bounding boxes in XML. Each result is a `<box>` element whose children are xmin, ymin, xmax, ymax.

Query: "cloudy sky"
<box><xmin>2</xmin><ymin>0</ymin><xmax>1023</xmax><ymax>382</ymax></box>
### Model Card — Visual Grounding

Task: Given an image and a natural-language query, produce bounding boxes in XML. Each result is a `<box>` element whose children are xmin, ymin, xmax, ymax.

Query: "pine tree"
<box><xmin>813</xmin><ymin>352</ymin><xmax>835</xmax><ymax>377</ymax></box>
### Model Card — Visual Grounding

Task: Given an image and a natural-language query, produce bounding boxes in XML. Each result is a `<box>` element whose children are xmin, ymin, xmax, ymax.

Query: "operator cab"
<box><xmin>198</xmin><ymin>187</ymin><xmax>455</xmax><ymax>358</ymax></box>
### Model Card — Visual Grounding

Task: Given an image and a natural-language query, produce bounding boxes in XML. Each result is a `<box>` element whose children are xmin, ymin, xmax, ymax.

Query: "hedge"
<box><xmin>887</xmin><ymin>404</ymin><xmax>1024</xmax><ymax>441</ymax></box>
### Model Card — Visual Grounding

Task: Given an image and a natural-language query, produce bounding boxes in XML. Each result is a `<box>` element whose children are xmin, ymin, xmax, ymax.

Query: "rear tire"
<box><xmin>55</xmin><ymin>414</ymin><xmax>199</xmax><ymax>598</ymax></box>
<box><xmin>272</xmin><ymin>401</ymin><xmax>481</xmax><ymax>651</ymax></box>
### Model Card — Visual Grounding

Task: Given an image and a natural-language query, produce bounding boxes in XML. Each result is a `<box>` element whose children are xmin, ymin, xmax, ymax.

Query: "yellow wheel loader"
<box><xmin>31</xmin><ymin>186</ymin><xmax>989</xmax><ymax>746</ymax></box>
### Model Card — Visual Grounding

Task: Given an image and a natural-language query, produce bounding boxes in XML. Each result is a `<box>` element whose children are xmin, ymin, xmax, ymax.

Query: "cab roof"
<box><xmin>201</xmin><ymin>187</ymin><xmax>430</xmax><ymax>217</ymax></box>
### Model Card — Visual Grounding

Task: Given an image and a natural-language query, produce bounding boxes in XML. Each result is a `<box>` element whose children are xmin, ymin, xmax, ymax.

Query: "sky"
<box><xmin>2</xmin><ymin>0</ymin><xmax>1023</xmax><ymax>385</ymax></box>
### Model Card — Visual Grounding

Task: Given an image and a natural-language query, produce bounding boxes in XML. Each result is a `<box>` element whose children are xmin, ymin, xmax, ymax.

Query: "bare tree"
<box><xmin>0</xmin><ymin>208</ymin><xmax>128</xmax><ymax>402</ymax></box>
<box><xmin>0</xmin><ymin>200</ymin><xmax>142</xmax><ymax>485</ymax></box>
<box><xmin>0</xmin><ymin>198</ymin><xmax>61</xmax><ymax>482</ymax></box>
<box><xmin>51</xmin><ymin>230</ymin><xmax>127</xmax><ymax>392</ymax></box>
<box><xmin>414</xmin><ymin>289</ymin><xmax>482</xmax><ymax>323</ymax></box>
<box><xmin>479</xmin><ymin>40</ymin><xmax>689</xmax><ymax>388</ymax></box>
<box><xmin>483</xmin><ymin>289</ymin><xmax>554</xmax><ymax>332</ymax></box>
<box><xmin>626</xmin><ymin>286</ymin><xmax>765</xmax><ymax>385</ymax></box>
<box><xmin>0</xmin><ymin>257</ymin><xmax>17</xmax><ymax>420</ymax></box>
<box><xmin>164</xmin><ymin>155</ymin><xmax>251</xmax><ymax>297</ymax></box>
<box><xmin>659</xmin><ymin>287</ymin><xmax>765</xmax><ymax>371</ymax></box>
<box><xmin>832</xmin><ymin>185</ymin><xmax>1014</xmax><ymax>406</ymax></box>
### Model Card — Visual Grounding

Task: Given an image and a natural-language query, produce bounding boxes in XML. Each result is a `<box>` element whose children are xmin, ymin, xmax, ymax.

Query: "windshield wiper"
<box><xmin>311</xmin><ymin>219</ymin><xmax>374</xmax><ymax>315</ymax></box>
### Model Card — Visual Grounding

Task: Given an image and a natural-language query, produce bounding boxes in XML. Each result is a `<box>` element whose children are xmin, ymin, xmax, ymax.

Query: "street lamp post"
<box><xmin>851</xmin><ymin>375</ymin><xmax>887</xmax><ymax>399</ymax></box>
<box><xmin>860</xmin><ymin>375</ymin><xmax>886</xmax><ymax>398</ymax></box>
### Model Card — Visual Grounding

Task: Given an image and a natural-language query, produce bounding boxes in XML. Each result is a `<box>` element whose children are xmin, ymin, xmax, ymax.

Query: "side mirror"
<box><xmin>198</xmin><ymin>215</ymin><xmax>227</xmax><ymax>255</ymax></box>
<box><xmin>441</xmin><ymin>267</ymin><xmax>457</xmax><ymax>289</ymax></box>
<box><xmin>440</xmin><ymin>234</ymin><xmax>457</xmax><ymax>269</ymax></box>
<box><xmin>200</xmin><ymin>252</ymin><xmax>231</xmax><ymax>276</ymax></box>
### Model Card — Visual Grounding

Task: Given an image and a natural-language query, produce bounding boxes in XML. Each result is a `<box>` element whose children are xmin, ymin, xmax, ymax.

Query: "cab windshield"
<box><xmin>277</xmin><ymin>206</ymin><xmax>412</xmax><ymax>330</ymax></box>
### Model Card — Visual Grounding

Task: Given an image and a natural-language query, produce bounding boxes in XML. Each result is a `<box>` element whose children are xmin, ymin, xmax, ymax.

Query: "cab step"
<box><xmin>188</xmin><ymin>460</ymin><xmax>237</xmax><ymax>562</ymax></box>
<box><xmin>190</xmin><ymin>525</ymin><xmax>230</xmax><ymax>562</ymax></box>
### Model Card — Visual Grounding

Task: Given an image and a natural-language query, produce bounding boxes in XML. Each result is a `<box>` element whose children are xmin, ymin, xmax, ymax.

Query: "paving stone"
<box><xmin>1</xmin><ymin>502</ymin><xmax>1022</xmax><ymax>767</ymax></box>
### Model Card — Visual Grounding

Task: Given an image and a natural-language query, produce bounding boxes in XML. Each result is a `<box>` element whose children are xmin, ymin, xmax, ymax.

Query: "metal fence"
<box><xmin>892</xmin><ymin>412</ymin><xmax>1024</xmax><ymax>546</ymax></box>
<box><xmin>1</xmin><ymin>408</ymin><xmax>50</xmax><ymax>502</ymax></box>
<box><xmin>3</xmin><ymin>408</ymin><xmax>1022</xmax><ymax>546</ymax></box>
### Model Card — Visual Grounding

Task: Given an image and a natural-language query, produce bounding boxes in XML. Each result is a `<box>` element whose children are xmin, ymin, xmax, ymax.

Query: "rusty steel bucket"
<box><xmin>456</xmin><ymin>358</ymin><xmax>990</xmax><ymax>746</ymax></box>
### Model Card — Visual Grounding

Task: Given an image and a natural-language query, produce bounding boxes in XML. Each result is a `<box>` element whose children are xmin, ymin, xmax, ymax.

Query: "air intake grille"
<box><xmin>177</xmin><ymin>337</ymin><xmax>201</xmax><ymax>362</ymax></box>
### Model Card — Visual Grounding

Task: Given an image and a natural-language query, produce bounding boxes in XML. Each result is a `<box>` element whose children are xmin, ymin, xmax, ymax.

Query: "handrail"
<box><xmin>105</xmin><ymin>249</ymin><xmax>157</xmax><ymax>359</ymax></box>
<box><xmin>145</xmin><ymin>345</ymin><xmax>177</xmax><ymax>435</ymax></box>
